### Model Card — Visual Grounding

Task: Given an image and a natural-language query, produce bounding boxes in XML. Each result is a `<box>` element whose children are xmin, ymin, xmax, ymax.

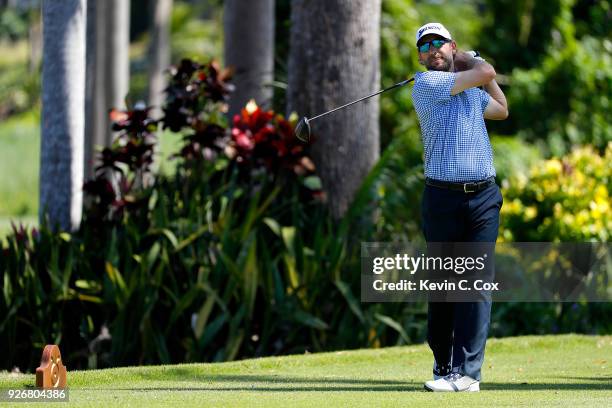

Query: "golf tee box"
<box><xmin>35</xmin><ymin>345</ymin><xmax>67</xmax><ymax>388</ymax></box>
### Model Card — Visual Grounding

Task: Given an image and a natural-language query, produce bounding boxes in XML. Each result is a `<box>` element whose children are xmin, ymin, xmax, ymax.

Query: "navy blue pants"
<box><xmin>421</xmin><ymin>182</ymin><xmax>503</xmax><ymax>381</ymax></box>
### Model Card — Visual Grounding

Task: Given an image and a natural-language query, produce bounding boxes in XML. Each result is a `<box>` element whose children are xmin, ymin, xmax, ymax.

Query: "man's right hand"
<box><xmin>451</xmin><ymin>53</ymin><xmax>496</xmax><ymax>96</ymax></box>
<box><xmin>453</xmin><ymin>51</ymin><xmax>476</xmax><ymax>72</ymax></box>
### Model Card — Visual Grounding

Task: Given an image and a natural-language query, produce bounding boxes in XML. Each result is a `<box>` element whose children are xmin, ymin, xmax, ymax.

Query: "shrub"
<box><xmin>499</xmin><ymin>143</ymin><xmax>611</xmax><ymax>242</ymax></box>
<box><xmin>490</xmin><ymin>135</ymin><xmax>543</xmax><ymax>183</ymax></box>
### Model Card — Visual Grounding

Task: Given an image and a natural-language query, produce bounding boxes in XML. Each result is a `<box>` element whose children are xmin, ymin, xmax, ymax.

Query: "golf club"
<box><xmin>295</xmin><ymin>77</ymin><xmax>414</xmax><ymax>142</ymax></box>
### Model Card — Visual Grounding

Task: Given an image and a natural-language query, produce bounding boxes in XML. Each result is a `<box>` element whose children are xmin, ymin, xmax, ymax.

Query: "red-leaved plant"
<box><xmin>227</xmin><ymin>100</ymin><xmax>316</xmax><ymax>178</ymax></box>
<box><xmin>83</xmin><ymin>103</ymin><xmax>158</xmax><ymax>225</ymax></box>
<box><xmin>83</xmin><ymin>58</ymin><xmax>323</xmax><ymax>225</ymax></box>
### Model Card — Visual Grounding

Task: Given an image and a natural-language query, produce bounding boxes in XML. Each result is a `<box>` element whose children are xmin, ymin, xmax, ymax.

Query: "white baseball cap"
<box><xmin>415</xmin><ymin>23</ymin><xmax>452</xmax><ymax>46</ymax></box>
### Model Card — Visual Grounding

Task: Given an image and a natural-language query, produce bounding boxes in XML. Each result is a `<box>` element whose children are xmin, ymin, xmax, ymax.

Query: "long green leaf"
<box><xmin>335</xmin><ymin>280</ymin><xmax>365</xmax><ymax>323</ymax></box>
<box><xmin>174</xmin><ymin>225</ymin><xmax>209</xmax><ymax>253</ymax></box>
<box><xmin>165</xmin><ymin>284</ymin><xmax>204</xmax><ymax>333</ymax></box>
<box><xmin>374</xmin><ymin>313</ymin><xmax>410</xmax><ymax>344</ymax></box>
<box><xmin>242</xmin><ymin>235</ymin><xmax>258</xmax><ymax>319</ymax></box>
<box><xmin>193</xmin><ymin>296</ymin><xmax>216</xmax><ymax>340</ymax></box>
<box><xmin>293</xmin><ymin>309</ymin><xmax>329</xmax><ymax>330</ymax></box>
<box><xmin>199</xmin><ymin>313</ymin><xmax>228</xmax><ymax>349</ymax></box>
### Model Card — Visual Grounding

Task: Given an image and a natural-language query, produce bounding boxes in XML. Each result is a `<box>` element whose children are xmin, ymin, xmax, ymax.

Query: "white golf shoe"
<box><xmin>424</xmin><ymin>372</ymin><xmax>480</xmax><ymax>392</ymax></box>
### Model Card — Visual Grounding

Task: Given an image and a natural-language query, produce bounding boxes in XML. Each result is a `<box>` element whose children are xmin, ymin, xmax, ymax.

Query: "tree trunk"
<box><xmin>287</xmin><ymin>0</ymin><xmax>381</xmax><ymax>219</ymax></box>
<box><xmin>84</xmin><ymin>0</ymin><xmax>130</xmax><ymax>180</ymax></box>
<box><xmin>40</xmin><ymin>0</ymin><xmax>86</xmax><ymax>231</ymax></box>
<box><xmin>147</xmin><ymin>0</ymin><xmax>172</xmax><ymax>119</ymax></box>
<box><xmin>84</xmin><ymin>0</ymin><xmax>100</xmax><ymax>181</ymax></box>
<box><xmin>1</xmin><ymin>0</ymin><xmax>16</xmax><ymax>9</ymax></box>
<box><xmin>105</xmin><ymin>0</ymin><xmax>130</xmax><ymax>128</ymax></box>
<box><xmin>223</xmin><ymin>0</ymin><xmax>274</xmax><ymax>117</ymax></box>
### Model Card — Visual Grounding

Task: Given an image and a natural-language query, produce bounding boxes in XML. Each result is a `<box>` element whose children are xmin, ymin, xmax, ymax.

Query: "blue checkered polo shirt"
<box><xmin>411</xmin><ymin>70</ymin><xmax>496</xmax><ymax>182</ymax></box>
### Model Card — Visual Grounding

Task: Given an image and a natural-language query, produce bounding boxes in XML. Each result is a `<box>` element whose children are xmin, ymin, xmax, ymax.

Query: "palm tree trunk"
<box><xmin>84</xmin><ymin>0</ymin><xmax>130</xmax><ymax>179</ymax></box>
<box><xmin>224</xmin><ymin>0</ymin><xmax>275</xmax><ymax>117</ymax></box>
<box><xmin>40</xmin><ymin>0</ymin><xmax>86</xmax><ymax>231</ymax></box>
<box><xmin>105</xmin><ymin>0</ymin><xmax>130</xmax><ymax>127</ymax></box>
<box><xmin>147</xmin><ymin>0</ymin><xmax>173</xmax><ymax>119</ymax></box>
<box><xmin>287</xmin><ymin>0</ymin><xmax>381</xmax><ymax>218</ymax></box>
<box><xmin>84</xmin><ymin>0</ymin><xmax>99</xmax><ymax>180</ymax></box>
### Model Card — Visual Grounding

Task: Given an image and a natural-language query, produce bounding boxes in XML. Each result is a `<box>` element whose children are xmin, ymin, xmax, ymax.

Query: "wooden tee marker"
<box><xmin>35</xmin><ymin>345</ymin><xmax>67</xmax><ymax>388</ymax></box>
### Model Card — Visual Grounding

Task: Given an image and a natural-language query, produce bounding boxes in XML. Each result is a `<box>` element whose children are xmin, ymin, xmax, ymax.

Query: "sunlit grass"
<box><xmin>0</xmin><ymin>334</ymin><xmax>609</xmax><ymax>407</ymax></box>
<box><xmin>0</xmin><ymin>110</ymin><xmax>39</xmax><ymax>218</ymax></box>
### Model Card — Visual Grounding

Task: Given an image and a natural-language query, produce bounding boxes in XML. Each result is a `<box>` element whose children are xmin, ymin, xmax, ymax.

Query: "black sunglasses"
<box><xmin>417</xmin><ymin>39</ymin><xmax>451</xmax><ymax>53</ymax></box>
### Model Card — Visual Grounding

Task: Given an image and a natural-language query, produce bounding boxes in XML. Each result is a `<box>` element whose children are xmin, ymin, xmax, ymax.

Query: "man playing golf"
<box><xmin>411</xmin><ymin>22</ymin><xmax>508</xmax><ymax>392</ymax></box>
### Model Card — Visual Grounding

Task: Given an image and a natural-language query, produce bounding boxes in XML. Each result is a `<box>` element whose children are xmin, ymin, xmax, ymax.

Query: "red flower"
<box><xmin>227</xmin><ymin>100</ymin><xmax>317</xmax><ymax>177</ymax></box>
<box><xmin>232</xmin><ymin>128</ymin><xmax>255</xmax><ymax>151</ymax></box>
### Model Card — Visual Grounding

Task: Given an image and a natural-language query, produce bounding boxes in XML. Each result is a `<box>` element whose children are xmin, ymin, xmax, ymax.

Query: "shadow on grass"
<box><xmin>132</xmin><ymin>372</ymin><xmax>411</xmax><ymax>385</ymax></box>
<box><xmin>481</xmin><ymin>382</ymin><xmax>611</xmax><ymax>391</ymax></box>
<box><xmin>70</xmin><ymin>373</ymin><xmax>611</xmax><ymax>392</ymax></box>
<box><xmin>560</xmin><ymin>376</ymin><xmax>612</xmax><ymax>382</ymax></box>
<box><xmin>82</xmin><ymin>385</ymin><xmax>424</xmax><ymax>392</ymax></box>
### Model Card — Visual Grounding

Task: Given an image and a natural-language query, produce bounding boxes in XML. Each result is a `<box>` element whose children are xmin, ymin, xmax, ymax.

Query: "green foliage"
<box><xmin>170</xmin><ymin>2</ymin><xmax>222</xmax><ymax>63</ymax></box>
<box><xmin>0</xmin><ymin>42</ymin><xmax>40</xmax><ymax>119</ymax></box>
<box><xmin>368</xmin><ymin>131</ymin><xmax>425</xmax><ymax>243</ymax></box>
<box><xmin>0</xmin><ymin>224</ymin><xmax>92</xmax><ymax>370</ymax></box>
<box><xmin>499</xmin><ymin>143</ymin><xmax>611</xmax><ymax>242</ymax></box>
<box><xmin>415</xmin><ymin>0</ymin><xmax>484</xmax><ymax>48</ymax></box>
<box><xmin>479</xmin><ymin>0</ymin><xmax>565</xmax><ymax>72</ymax></box>
<box><xmin>493</xmin><ymin>142</ymin><xmax>612</xmax><ymax>339</ymax></box>
<box><xmin>0</xmin><ymin>8</ymin><xmax>29</xmax><ymax>42</ymax></box>
<box><xmin>492</xmin><ymin>303</ymin><xmax>612</xmax><ymax>337</ymax></box>
<box><xmin>0</xmin><ymin>142</ymin><xmax>429</xmax><ymax>371</ymax></box>
<box><xmin>479</xmin><ymin>0</ymin><xmax>611</xmax><ymax>153</ymax></box>
<box><xmin>380</xmin><ymin>0</ymin><xmax>421</xmax><ymax>151</ymax></box>
<box><xmin>490</xmin><ymin>135</ymin><xmax>542</xmax><ymax>182</ymax></box>
<box><xmin>506</xmin><ymin>36</ymin><xmax>611</xmax><ymax>154</ymax></box>
<box><xmin>572</xmin><ymin>0</ymin><xmax>611</xmax><ymax>38</ymax></box>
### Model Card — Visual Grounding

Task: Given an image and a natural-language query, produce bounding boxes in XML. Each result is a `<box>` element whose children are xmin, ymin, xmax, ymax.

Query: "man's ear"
<box><xmin>451</xmin><ymin>41</ymin><xmax>457</xmax><ymax>56</ymax></box>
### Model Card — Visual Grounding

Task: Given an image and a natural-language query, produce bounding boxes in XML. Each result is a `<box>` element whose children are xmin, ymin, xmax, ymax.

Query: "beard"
<box><xmin>426</xmin><ymin>53</ymin><xmax>453</xmax><ymax>72</ymax></box>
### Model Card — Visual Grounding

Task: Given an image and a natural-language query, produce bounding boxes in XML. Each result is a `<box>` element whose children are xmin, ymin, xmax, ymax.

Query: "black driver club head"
<box><xmin>295</xmin><ymin>117</ymin><xmax>311</xmax><ymax>143</ymax></box>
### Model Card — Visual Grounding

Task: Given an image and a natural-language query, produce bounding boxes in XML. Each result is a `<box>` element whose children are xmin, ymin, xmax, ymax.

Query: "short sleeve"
<box><xmin>413</xmin><ymin>71</ymin><xmax>456</xmax><ymax>106</ymax></box>
<box><xmin>478</xmin><ymin>88</ymin><xmax>490</xmax><ymax>113</ymax></box>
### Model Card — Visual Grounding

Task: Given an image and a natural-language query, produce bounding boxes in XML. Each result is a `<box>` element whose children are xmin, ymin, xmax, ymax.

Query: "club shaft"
<box><xmin>308</xmin><ymin>78</ymin><xmax>414</xmax><ymax>123</ymax></box>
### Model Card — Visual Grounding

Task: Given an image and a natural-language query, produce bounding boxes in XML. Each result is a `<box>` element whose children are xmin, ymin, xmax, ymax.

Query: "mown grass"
<box><xmin>0</xmin><ymin>334</ymin><xmax>610</xmax><ymax>407</ymax></box>
<box><xmin>0</xmin><ymin>110</ymin><xmax>39</xmax><ymax>218</ymax></box>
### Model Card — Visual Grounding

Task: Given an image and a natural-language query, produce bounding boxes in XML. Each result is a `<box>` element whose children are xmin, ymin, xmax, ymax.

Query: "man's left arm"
<box><xmin>483</xmin><ymin>79</ymin><xmax>508</xmax><ymax>120</ymax></box>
